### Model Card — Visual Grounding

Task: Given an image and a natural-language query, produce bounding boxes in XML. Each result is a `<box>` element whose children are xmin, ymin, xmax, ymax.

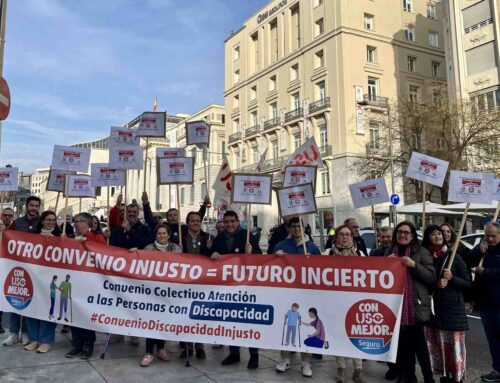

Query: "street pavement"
<box><xmin>0</xmin><ymin>313</ymin><xmax>492</xmax><ymax>383</ymax></box>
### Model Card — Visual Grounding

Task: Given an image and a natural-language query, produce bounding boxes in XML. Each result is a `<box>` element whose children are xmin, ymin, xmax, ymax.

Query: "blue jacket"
<box><xmin>274</xmin><ymin>237</ymin><xmax>321</xmax><ymax>255</ymax></box>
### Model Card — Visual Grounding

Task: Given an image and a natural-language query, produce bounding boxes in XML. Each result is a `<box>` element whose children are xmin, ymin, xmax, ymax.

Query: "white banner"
<box><xmin>156</xmin><ymin>147</ymin><xmax>186</xmax><ymax>158</ymax></box>
<box><xmin>231</xmin><ymin>174</ymin><xmax>273</xmax><ymax>205</ymax></box>
<box><xmin>0</xmin><ymin>167</ymin><xmax>19</xmax><ymax>192</ymax></box>
<box><xmin>283</xmin><ymin>165</ymin><xmax>317</xmax><ymax>190</ymax></box>
<box><xmin>277</xmin><ymin>183</ymin><xmax>317</xmax><ymax>218</ymax></box>
<box><xmin>64</xmin><ymin>175</ymin><xmax>95</xmax><ymax>198</ymax></box>
<box><xmin>46</xmin><ymin>169</ymin><xmax>76</xmax><ymax>193</ymax></box>
<box><xmin>448</xmin><ymin>171</ymin><xmax>494</xmax><ymax>204</ymax></box>
<box><xmin>186</xmin><ymin>121</ymin><xmax>210</xmax><ymax>148</ymax></box>
<box><xmin>349</xmin><ymin>178</ymin><xmax>390</xmax><ymax>209</ymax></box>
<box><xmin>90</xmin><ymin>164</ymin><xmax>126</xmax><ymax>187</ymax></box>
<box><xmin>406</xmin><ymin>152</ymin><xmax>449</xmax><ymax>187</ymax></box>
<box><xmin>286</xmin><ymin>136</ymin><xmax>323</xmax><ymax>169</ymax></box>
<box><xmin>137</xmin><ymin>112</ymin><xmax>166</xmax><ymax>138</ymax></box>
<box><xmin>51</xmin><ymin>145</ymin><xmax>91</xmax><ymax>173</ymax></box>
<box><xmin>494</xmin><ymin>178</ymin><xmax>500</xmax><ymax>201</ymax></box>
<box><xmin>109</xmin><ymin>126</ymin><xmax>140</xmax><ymax>147</ymax></box>
<box><xmin>109</xmin><ymin>146</ymin><xmax>144</xmax><ymax>170</ymax></box>
<box><xmin>157</xmin><ymin>157</ymin><xmax>194</xmax><ymax>185</ymax></box>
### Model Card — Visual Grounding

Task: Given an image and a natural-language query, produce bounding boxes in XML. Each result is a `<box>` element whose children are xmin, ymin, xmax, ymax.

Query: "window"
<box><xmin>433</xmin><ymin>90</ymin><xmax>441</xmax><ymax>105</ymax></box>
<box><xmin>270</xmin><ymin>102</ymin><xmax>278</xmax><ymax>118</ymax></box>
<box><xmin>270</xmin><ymin>19</ymin><xmax>278</xmax><ymax>63</ymax></box>
<box><xmin>190</xmin><ymin>186</ymin><xmax>195</xmax><ymax>204</ymax></box>
<box><xmin>367</xmin><ymin>46</ymin><xmax>376</xmax><ymax>63</ymax></box>
<box><xmin>95</xmin><ymin>187</ymin><xmax>102</xmax><ymax>197</ymax></box>
<box><xmin>407</xmin><ymin>56</ymin><xmax>417</xmax><ymax>72</ymax></box>
<box><xmin>291</xmin><ymin>5</ymin><xmax>301</xmax><ymax>51</ymax></box>
<box><xmin>233</xmin><ymin>46</ymin><xmax>240</xmax><ymax>61</ymax></box>
<box><xmin>251</xmin><ymin>111</ymin><xmax>258</xmax><ymax>127</ymax></box>
<box><xmin>292</xmin><ymin>93</ymin><xmax>301</xmax><ymax>110</ymax></box>
<box><xmin>369</xmin><ymin>123</ymin><xmax>380</xmax><ymax>149</ymax></box>
<box><xmin>364</xmin><ymin>13</ymin><xmax>374</xmax><ymax>30</ymax></box>
<box><xmin>250</xmin><ymin>85</ymin><xmax>257</xmax><ymax>100</ymax></box>
<box><xmin>368</xmin><ymin>77</ymin><xmax>378</xmax><ymax>100</ymax></box>
<box><xmin>409</xmin><ymin>85</ymin><xmax>419</xmax><ymax>102</ymax></box>
<box><xmin>404</xmin><ymin>26</ymin><xmax>415</xmax><ymax>41</ymax></box>
<box><xmin>315</xmin><ymin>18</ymin><xmax>324</xmax><ymax>37</ymax></box>
<box><xmin>321</xmin><ymin>171</ymin><xmax>331</xmax><ymax>194</ymax></box>
<box><xmin>290</xmin><ymin>63</ymin><xmax>299</xmax><ymax>81</ymax></box>
<box><xmin>272</xmin><ymin>142</ymin><xmax>279</xmax><ymax>159</ymax></box>
<box><xmin>466</xmin><ymin>42</ymin><xmax>497</xmax><ymax>75</ymax></box>
<box><xmin>233</xmin><ymin>69</ymin><xmax>240</xmax><ymax>84</ymax></box>
<box><xmin>428</xmin><ymin>31</ymin><xmax>438</xmax><ymax>47</ymax></box>
<box><xmin>432</xmin><ymin>61</ymin><xmax>440</xmax><ymax>77</ymax></box>
<box><xmin>253</xmin><ymin>148</ymin><xmax>259</xmax><ymax>163</ymax></box>
<box><xmin>293</xmin><ymin>134</ymin><xmax>301</xmax><ymax>149</ymax></box>
<box><xmin>233</xmin><ymin>94</ymin><xmax>239</xmax><ymax>109</ymax></box>
<box><xmin>314</xmin><ymin>49</ymin><xmax>324</xmax><ymax>68</ymax></box>
<box><xmin>427</xmin><ymin>3</ymin><xmax>436</xmax><ymax>19</ymax></box>
<box><xmin>403</xmin><ymin>0</ymin><xmax>412</xmax><ymax>12</ymax></box>
<box><xmin>234</xmin><ymin>118</ymin><xmax>240</xmax><ymax>132</ymax></box>
<box><xmin>314</xmin><ymin>0</ymin><xmax>323</xmax><ymax>6</ymax></box>
<box><xmin>462</xmin><ymin>0</ymin><xmax>492</xmax><ymax>31</ymax></box>
<box><xmin>319</xmin><ymin>125</ymin><xmax>328</xmax><ymax>147</ymax></box>
<box><xmin>317</xmin><ymin>81</ymin><xmax>326</xmax><ymax>100</ymax></box>
<box><xmin>250</xmin><ymin>32</ymin><xmax>259</xmax><ymax>72</ymax></box>
<box><xmin>269</xmin><ymin>75</ymin><xmax>277</xmax><ymax>91</ymax></box>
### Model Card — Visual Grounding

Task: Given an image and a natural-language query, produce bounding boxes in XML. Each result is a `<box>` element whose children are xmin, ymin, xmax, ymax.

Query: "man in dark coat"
<box><xmin>344</xmin><ymin>218</ymin><xmax>368</xmax><ymax>255</ymax></box>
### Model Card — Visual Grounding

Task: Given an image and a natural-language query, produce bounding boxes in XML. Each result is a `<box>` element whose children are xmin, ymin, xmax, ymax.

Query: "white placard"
<box><xmin>283</xmin><ymin>165</ymin><xmax>317</xmax><ymax>190</ymax></box>
<box><xmin>448</xmin><ymin>171</ymin><xmax>494</xmax><ymax>204</ymax></box>
<box><xmin>157</xmin><ymin>157</ymin><xmax>194</xmax><ymax>185</ymax></box>
<box><xmin>231</xmin><ymin>174</ymin><xmax>273</xmax><ymax>205</ymax></box>
<box><xmin>46</xmin><ymin>169</ymin><xmax>76</xmax><ymax>193</ymax></box>
<box><xmin>493</xmin><ymin>178</ymin><xmax>500</xmax><ymax>201</ymax></box>
<box><xmin>277</xmin><ymin>183</ymin><xmax>317</xmax><ymax>218</ymax></box>
<box><xmin>109</xmin><ymin>146</ymin><xmax>144</xmax><ymax>170</ymax></box>
<box><xmin>90</xmin><ymin>164</ymin><xmax>126</xmax><ymax>187</ymax></box>
<box><xmin>186</xmin><ymin>121</ymin><xmax>210</xmax><ymax>148</ymax></box>
<box><xmin>109</xmin><ymin>126</ymin><xmax>140</xmax><ymax>147</ymax></box>
<box><xmin>349</xmin><ymin>178</ymin><xmax>390</xmax><ymax>209</ymax></box>
<box><xmin>136</xmin><ymin>112</ymin><xmax>166</xmax><ymax>137</ymax></box>
<box><xmin>406</xmin><ymin>152</ymin><xmax>449</xmax><ymax>187</ymax></box>
<box><xmin>0</xmin><ymin>167</ymin><xmax>19</xmax><ymax>192</ymax></box>
<box><xmin>64</xmin><ymin>175</ymin><xmax>95</xmax><ymax>198</ymax></box>
<box><xmin>51</xmin><ymin>145</ymin><xmax>91</xmax><ymax>173</ymax></box>
<box><xmin>156</xmin><ymin>147</ymin><xmax>186</xmax><ymax>158</ymax></box>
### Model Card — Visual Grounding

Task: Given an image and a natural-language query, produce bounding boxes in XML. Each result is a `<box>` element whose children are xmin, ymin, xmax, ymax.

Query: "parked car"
<box><xmin>460</xmin><ymin>232</ymin><xmax>484</xmax><ymax>249</ymax></box>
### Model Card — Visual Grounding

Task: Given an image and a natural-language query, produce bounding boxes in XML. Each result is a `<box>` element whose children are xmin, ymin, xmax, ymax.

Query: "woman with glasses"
<box><xmin>24</xmin><ymin>211</ymin><xmax>60</xmax><ymax>354</ymax></box>
<box><xmin>421</xmin><ymin>225</ymin><xmax>470</xmax><ymax>383</ymax></box>
<box><xmin>388</xmin><ymin>221</ymin><xmax>436</xmax><ymax>383</ymax></box>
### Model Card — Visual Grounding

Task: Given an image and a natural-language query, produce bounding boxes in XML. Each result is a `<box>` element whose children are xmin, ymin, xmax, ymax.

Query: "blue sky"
<box><xmin>1</xmin><ymin>0</ymin><xmax>269</xmax><ymax>172</ymax></box>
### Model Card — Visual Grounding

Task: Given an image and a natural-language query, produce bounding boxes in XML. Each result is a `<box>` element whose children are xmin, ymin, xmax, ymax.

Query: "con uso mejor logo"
<box><xmin>4</xmin><ymin>267</ymin><xmax>34</xmax><ymax>310</ymax></box>
<box><xmin>345</xmin><ymin>299</ymin><xmax>396</xmax><ymax>355</ymax></box>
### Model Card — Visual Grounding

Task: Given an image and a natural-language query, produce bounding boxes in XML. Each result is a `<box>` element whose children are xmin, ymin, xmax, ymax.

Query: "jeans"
<box><xmin>281</xmin><ymin>350</ymin><xmax>311</xmax><ymax>362</ymax></box>
<box><xmin>285</xmin><ymin>325</ymin><xmax>297</xmax><ymax>345</ymax></box>
<box><xmin>26</xmin><ymin>318</ymin><xmax>56</xmax><ymax>344</ymax></box>
<box><xmin>304</xmin><ymin>336</ymin><xmax>325</xmax><ymax>348</ymax></box>
<box><xmin>229</xmin><ymin>346</ymin><xmax>258</xmax><ymax>356</ymax></box>
<box><xmin>480</xmin><ymin>308</ymin><xmax>500</xmax><ymax>373</ymax></box>
<box><xmin>9</xmin><ymin>313</ymin><xmax>27</xmax><ymax>334</ymax></box>
<box><xmin>59</xmin><ymin>298</ymin><xmax>68</xmax><ymax>319</ymax></box>
<box><xmin>49</xmin><ymin>296</ymin><xmax>56</xmax><ymax>316</ymax></box>
<box><xmin>146</xmin><ymin>338</ymin><xmax>165</xmax><ymax>354</ymax></box>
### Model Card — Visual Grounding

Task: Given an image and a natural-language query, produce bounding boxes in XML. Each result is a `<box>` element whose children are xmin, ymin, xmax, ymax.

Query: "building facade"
<box><xmin>224</xmin><ymin>0</ymin><xmax>447</xmax><ymax>237</ymax></box>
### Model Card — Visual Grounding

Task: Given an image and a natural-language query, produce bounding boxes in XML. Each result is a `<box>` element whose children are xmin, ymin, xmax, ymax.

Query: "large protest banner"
<box><xmin>1</xmin><ymin>231</ymin><xmax>405</xmax><ymax>362</ymax></box>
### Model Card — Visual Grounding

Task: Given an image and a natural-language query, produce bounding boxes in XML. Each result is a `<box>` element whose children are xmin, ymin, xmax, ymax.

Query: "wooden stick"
<box><xmin>62</xmin><ymin>176</ymin><xmax>69</xmax><ymax>237</ymax></box>
<box><xmin>422</xmin><ymin>182</ymin><xmax>426</xmax><ymax>230</ymax></box>
<box><xmin>54</xmin><ymin>192</ymin><xmax>60</xmax><ymax>214</ymax></box>
<box><xmin>177</xmin><ymin>185</ymin><xmax>182</xmax><ymax>250</ymax></box>
<box><xmin>143</xmin><ymin>137</ymin><xmax>149</xmax><ymax>192</ymax></box>
<box><xmin>203</xmin><ymin>144</ymin><xmax>211</xmax><ymax>231</ymax></box>
<box><xmin>299</xmin><ymin>215</ymin><xmax>307</xmax><ymax>255</ymax></box>
<box><xmin>79</xmin><ymin>198</ymin><xmax>82</xmax><ymax>214</ymax></box>
<box><xmin>246</xmin><ymin>204</ymin><xmax>252</xmax><ymax>245</ymax></box>
<box><xmin>371</xmin><ymin>205</ymin><xmax>377</xmax><ymax>232</ymax></box>
<box><xmin>445</xmin><ymin>202</ymin><xmax>470</xmax><ymax>270</ymax></box>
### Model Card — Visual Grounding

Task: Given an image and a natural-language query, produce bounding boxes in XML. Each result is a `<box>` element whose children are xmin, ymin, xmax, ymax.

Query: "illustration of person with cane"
<box><xmin>282</xmin><ymin>303</ymin><xmax>301</xmax><ymax>347</ymax></box>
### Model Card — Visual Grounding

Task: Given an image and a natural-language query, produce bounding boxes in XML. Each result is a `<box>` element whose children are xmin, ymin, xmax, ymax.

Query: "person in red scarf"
<box><xmin>421</xmin><ymin>225</ymin><xmax>471</xmax><ymax>383</ymax></box>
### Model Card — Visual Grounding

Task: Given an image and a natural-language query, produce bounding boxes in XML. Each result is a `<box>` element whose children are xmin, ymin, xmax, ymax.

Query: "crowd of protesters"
<box><xmin>0</xmin><ymin>195</ymin><xmax>499</xmax><ymax>383</ymax></box>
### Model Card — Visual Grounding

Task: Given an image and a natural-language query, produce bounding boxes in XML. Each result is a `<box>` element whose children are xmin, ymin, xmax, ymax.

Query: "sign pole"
<box><xmin>54</xmin><ymin>192</ymin><xmax>60</xmax><ymax>214</ymax></box>
<box><xmin>422</xmin><ymin>182</ymin><xmax>426</xmax><ymax>231</ymax></box>
<box><xmin>445</xmin><ymin>202</ymin><xmax>470</xmax><ymax>270</ymax></box>
<box><xmin>299</xmin><ymin>215</ymin><xmax>307</xmax><ymax>254</ymax></box>
<box><xmin>203</xmin><ymin>144</ymin><xmax>210</xmax><ymax>230</ymax></box>
<box><xmin>246</xmin><ymin>204</ymin><xmax>252</xmax><ymax>245</ymax></box>
<box><xmin>62</xmin><ymin>175</ymin><xmax>69</xmax><ymax>237</ymax></box>
<box><xmin>177</xmin><ymin>185</ymin><xmax>182</xmax><ymax>250</ymax></box>
<box><xmin>371</xmin><ymin>205</ymin><xmax>377</xmax><ymax>232</ymax></box>
<box><xmin>143</xmin><ymin>138</ymin><xmax>149</xmax><ymax>192</ymax></box>
<box><xmin>107</xmin><ymin>187</ymin><xmax>111</xmax><ymax>244</ymax></box>
<box><xmin>79</xmin><ymin>198</ymin><xmax>82</xmax><ymax>214</ymax></box>
<box><xmin>0</xmin><ymin>193</ymin><xmax>3</xmax><ymax>240</ymax></box>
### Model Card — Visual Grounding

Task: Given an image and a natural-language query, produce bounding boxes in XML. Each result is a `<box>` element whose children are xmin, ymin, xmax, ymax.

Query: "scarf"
<box><xmin>393</xmin><ymin>244</ymin><xmax>416</xmax><ymax>326</ymax></box>
<box><xmin>330</xmin><ymin>244</ymin><xmax>357</xmax><ymax>257</ymax></box>
<box><xmin>155</xmin><ymin>241</ymin><xmax>175</xmax><ymax>252</ymax></box>
<box><xmin>41</xmin><ymin>228</ymin><xmax>53</xmax><ymax>236</ymax></box>
<box><xmin>225</xmin><ymin>226</ymin><xmax>242</xmax><ymax>251</ymax></box>
<box><xmin>428</xmin><ymin>244</ymin><xmax>447</xmax><ymax>258</ymax></box>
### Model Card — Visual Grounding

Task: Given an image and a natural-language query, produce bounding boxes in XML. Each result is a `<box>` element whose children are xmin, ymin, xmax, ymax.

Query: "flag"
<box><xmin>212</xmin><ymin>154</ymin><xmax>232</xmax><ymax>210</ymax></box>
<box><xmin>286</xmin><ymin>136</ymin><xmax>323</xmax><ymax>168</ymax></box>
<box><xmin>254</xmin><ymin>148</ymin><xmax>268</xmax><ymax>173</ymax></box>
<box><xmin>153</xmin><ymin>97</ymin><xmax>157</xmax><ymax>112</ymax></box>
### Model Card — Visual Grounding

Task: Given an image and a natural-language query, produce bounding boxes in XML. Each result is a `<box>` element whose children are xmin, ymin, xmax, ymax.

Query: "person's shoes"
<box><xmin>61</xmin><ymin>326</ymin><xmax>70</xmax><ymax>334</ymax></box>
<box><xmin>353</xmin><ymin>368</ymin><xmax>367</xmax><ymax>383</ymax></box>
<box><xmin>57</xmin><ymin>317</ymin><xmax>61</xmax><ymax>321</ymax></box>
<box><xmin>129</xmin><ymin>336</ymin><xmax>140</xmax><ymax>346</ymax></box>
<box><xmin>64</xmin><ymin>318</ymin><xmax>69</xmax><ymax>322</ymax></box>
<box><xmin>80</xmin><ymin>350</ymin><xmax>93</xmax><ymax>359</ymax></box>
<box><xmin>221</xmin><ymin>353</ymin><xmax>240</xmax><ymax>366</ymax></box>
<box><xmin>324</xmin><ymin>341</ymin><xmax>330</xmax><ymax>349</ymax></box>
<box><xmin>21</xmin><ymin>332</ymin><xmax>30</xmax><ymax>345</ymax></box>
<box><xmin>65</xmin><ymin>348</ymin><xmax>82</xmax><ymax>358</ymax></box>
<box><xmin>385</xmin><ymin>367</ymin><xmax>399</xmax><ymax>380</ymax></box>
<box><xmin>196</xmin><ymin>348</ymin><xmax>206</xmax><ymax>359</ymax></box>
<box><xmin>140</xmin><ymin>353</ymin><xmax>154</xmax><ymax>367</ymax></box>
<box><xmin>301</xmin><ymin>361</ymin><xmax>313</xmax><ymax>377</ymax></box>
<box><xmin>157</xmin><ymin>349</ymin><xmax>171</xmax><ymax>362</ymax></box>
<box><xmin>36</xmin><ymin>344</ymin><xmax>51</xmax><ymax>353</ymax></box>
<box><xmin>2</xmin><ymin>333</ymin><xmax>19</xmax><ymax>346</ymax></box>
<box><xmin>337</xmin><ymin>367</ymin><xmax>346</xmax><ymax>383</ymax></box>
<box><xmin>312</xmin><ymin>353</ymin><xmax>323</xmax><ymax>359</ymax></box>
<box><xmin>247</xmin><ymin>354</ymin><xmax>259</xmax><ymax>369</ymax></box>
<box><xmin>24</xmin><ymin>341</ymin><xmax>39</xmax><ymax>351</ymax></box>
<box><xmin>180</xmin><ymin>348</ymin><xmax>194</xmax><ymax>358</ymax></box>
<box><xmin>284</xmin><ymin>342</ymin><xmax>289</xmax><ymax>346</ymax></box>
<box><xmin>276</xmin><ymin>359</ymin><xmax>290</xmax><ymax>372</ymax></box>
<box><xmin>396</xmin><ymin>375</ymin><xmax>418</xmax><ymax>383</ymax></box>
<box><xmin>481</xmin><ymin>371</ymin><xmax>500</xmax><ymax>382</ymax></box>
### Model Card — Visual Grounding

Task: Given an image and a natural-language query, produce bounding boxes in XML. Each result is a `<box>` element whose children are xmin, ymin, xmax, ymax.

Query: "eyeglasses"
<box><xmin>2</xmin><ymin>214</ymin><xmax>13</xmax><ymax>217</ymax></box>
<box><xmin>397</xmin><ymin>230</ymin><xmax>412</xmax><ymax>236</ymax></box>
<box><xmin>338</xmin><ymin>232</ymin><xmax>352</xmax><ymax>237</ymax></box>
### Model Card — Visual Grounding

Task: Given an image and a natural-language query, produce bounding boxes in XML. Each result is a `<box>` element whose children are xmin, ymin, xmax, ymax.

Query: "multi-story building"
<box><xmin>224</xmin><ymin>0</ymin><xmax>446</xmax><ymax>237</ymax></box>
<box><xmin>443</xmin><ymin>0</ymin><xmax>500</xmax><ymax>107</ymax></box>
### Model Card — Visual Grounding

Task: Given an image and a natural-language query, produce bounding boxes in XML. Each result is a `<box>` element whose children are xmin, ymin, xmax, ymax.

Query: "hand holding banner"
<box><xmin>186</xmin><ymin>121</ymin><xmax>210</xmax><ymax>149</ymax></box>
<box><xmin>109</xmin><ymin>126</ymin><xmax>140</xmax><ymax>147</ymax></box>
<box><xmin>0</xmin><ymin>167</ymin><xmax>19</xmax><ymax>192</ymax></box>
<box><xmin>277</xmin><ymin>183</ymin><xmax>317</xmax><ymax>218</ymax></box>
<box><xmin>64</xmin><ymin>175</ymin><xmax>95</xmax><ymax>198</ymax></box>
<box><xmin>51</xmin><ymin>145</ymin><xmax>91</xmax><ymax>173</ymax></box>
<box><xmin>157</xmin><ymin>157</ymin><xmax>194</xmax><ymax>185</ymax></box>
<box><xmin>90</xmin><ymin>164</ymin><xmax>126</xmax><ymax>187</ymax></box>
<box><xmin>136</xmin><ymin>112</ymin><xmax>166</xmax><ymax>138</ymax></box>
<box><xmin>349</xmin><ymin>178</ymin><xmax>389</xmax><ymax>209</ymax></box>
<box><xmin>283</xmin><ymin>165</ymin><xmax>317</xmax><ymax>190</ymax></box>
<box><xmin>231</xmin><ymin>174</ymin><xmax>273</xmax><ymax>205</ymax></box>
<box><xmin>109</xmin><ymin>146</ymin><xmax>144</xmax><ymax>170</ymax></box>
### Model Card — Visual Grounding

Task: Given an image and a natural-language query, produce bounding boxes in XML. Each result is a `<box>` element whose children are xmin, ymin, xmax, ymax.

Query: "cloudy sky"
<box><xmin>0</xmin><ymin>0</ymin><xmax>269</xmax><ymax>172</ymax></box>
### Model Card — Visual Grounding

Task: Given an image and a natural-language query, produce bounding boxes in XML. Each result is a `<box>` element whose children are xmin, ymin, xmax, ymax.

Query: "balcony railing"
<box><xmin>362</xmin><ymin>94</ymin><xmax>389</xmax><ymax>108</ymax></box>
<box><xmin>264</xmin><ymin>117</ymin><xmax>280</xmax><ymax>130</ymax></box>
<box><xmin>309</xmin><ymin>97</ymin><xmax>331</xmax><ymax>114</ymax></box>
<box><xmin>285</xmin><ymin>107</ymin><xmax>303</xmax><ymax>122</ymax></box>
<box><xmin>245</xmin><ymin>125</ymin><xmax>260</xmax><ymax>137</ymax></box>
<box><xmin>228</xmin><ymin>132</ymin><xmax>241</xmax><ymax>144</ymax></box>
<box><xmin>366</xmin><ymin>143</ymin><xmax>389</xmax><ymax>156</ymax></box>
<box><xmin>319</xmin><ymin>145</ymin><xmax>332</xmax><ymax>157</ymax></box>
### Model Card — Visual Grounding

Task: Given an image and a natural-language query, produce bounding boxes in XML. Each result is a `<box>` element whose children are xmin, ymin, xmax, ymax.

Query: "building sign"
<box><xmin>257</xmin><ymin>0</ymin><xmax>287</xmax><ymax>23</ymax></box>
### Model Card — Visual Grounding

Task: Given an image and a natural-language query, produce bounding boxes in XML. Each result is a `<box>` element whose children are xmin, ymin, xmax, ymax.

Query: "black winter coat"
<box><xmin>468</xmin><ymin>243</ymin><xmax>500</xmax><ymax>309</ymax></box>
<box><xmin>210</xmin><ymin>228</ymin><xmax>262</xmax><ymax>255</ymax></box>
<box><xmin>110</xmin><ymin>222</ymin><xmax>152</xmax><ymax>250</ymax></box>
<box><xmin>429</xmin><ymin>252</ymin><xmax>471</xmax><ymax>331</ymax></box>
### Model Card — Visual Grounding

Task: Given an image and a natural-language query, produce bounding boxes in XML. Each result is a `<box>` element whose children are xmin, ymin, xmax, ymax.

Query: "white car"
<box><xmin>460</xmin><ymin>232</ymin><xmax>484</xmax><ymax>249</ymax></box>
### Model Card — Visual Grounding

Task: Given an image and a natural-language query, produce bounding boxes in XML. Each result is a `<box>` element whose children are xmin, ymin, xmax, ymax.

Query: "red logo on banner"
<box><xmin>63</xmin><ymin>151</ymin><xmax>81</xmax><ymax>158</ymax></box>
<box><xmin>290</xmin><ymin>171</ymin><xmax>306</xmax><ymax>177</ymax></box>
<box><xmin>462</xmin><ymin>178</ymin><xmax>481</xmax><ymax>186</ymax></box>
<box><xmin>288</xmin><ymin>192</ymin><xmax>305</xmax><ymax>200</ymax></box>
<box><xmin>170</xmin><ymin>162</ymin><xmax>185</xmax><ymax>169</ymax></box>
<box><xmin>244</xmin><ymin>181</ymin><xmax>261</xmax><ymax>188</ymax></box>
<box><xmin>420</xmin><ymin>160</ymin><xmax>438</xmax><ymax>170</ymax></box>
<box><xmin>4</xmin><ymin>267</ymin><xmax>34</xmax><ymax>310</ymax></box>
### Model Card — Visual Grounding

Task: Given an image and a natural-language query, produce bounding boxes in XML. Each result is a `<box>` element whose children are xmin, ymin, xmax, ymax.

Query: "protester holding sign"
<box><xmin>386</xmin><ymin>221</ymin><xmax>436</xmax><ymax>383</ymax></box>
<box><xmin>209</xmin><ymin>210</ymin><xmax>262</xmax><ymax>369</ymax></box>
<box><xmin>421</xmin><ymin>225</ymin><xmax>471</xmax><ymax>383</ymax></box>
<box><xmin>110</xmin><ymin>203</ymin><xmax>151</xmax><ymax>250</ymax></box>
<box><xmin>165</xmin><ymin>195</ymin><xmax>210</xmax><ymax>245</ymax></box>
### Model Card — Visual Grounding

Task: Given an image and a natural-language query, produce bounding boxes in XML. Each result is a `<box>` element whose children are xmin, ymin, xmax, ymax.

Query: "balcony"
<box><xmin>319</xmin><ymin>145</ymin><xmax>332</xmax><ymax>157</ymax></box>
<box><xmin>362</xmin><ymin>94</ymin><xmax>389</xmax><ymax>108</ymax></box>
<box><xmin>309</xmin><ymin>97</ymin><xmax>331</xmax><ymax>114</ymax></box>
<box><xmin>264</xmin><ymin>117</ymin><xmax>280</xmax><ymax>131</ymax></box>
<box><xmin>245</xmin><ymin>125</ymin><xmax>260</xmax><ymax>137</ymax></box>
<box><xmin>285</xmin><ymin>107</ymin><xmax>303</xmax><ymax>122</ymax></box>
<box><xmin>228</xmin><ymin>132</ymin><xmax>241</xmax><ymax>144</ymax></box>
<box><xmin>366</xmin><ymin>143</ymin><xmax>389</xmax><ymax>156</ymax></box>
<box><xmin>236</xmin><ymin>154</ymin><xmax>289</xmax><ymax>174</ymax></box>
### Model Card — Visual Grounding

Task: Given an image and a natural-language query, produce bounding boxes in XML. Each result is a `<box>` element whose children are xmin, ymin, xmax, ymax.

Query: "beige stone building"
<box><xmin>224</xmin><ymin>0</ymin><xmax>447</xmax><ymax>238</ymax></box>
